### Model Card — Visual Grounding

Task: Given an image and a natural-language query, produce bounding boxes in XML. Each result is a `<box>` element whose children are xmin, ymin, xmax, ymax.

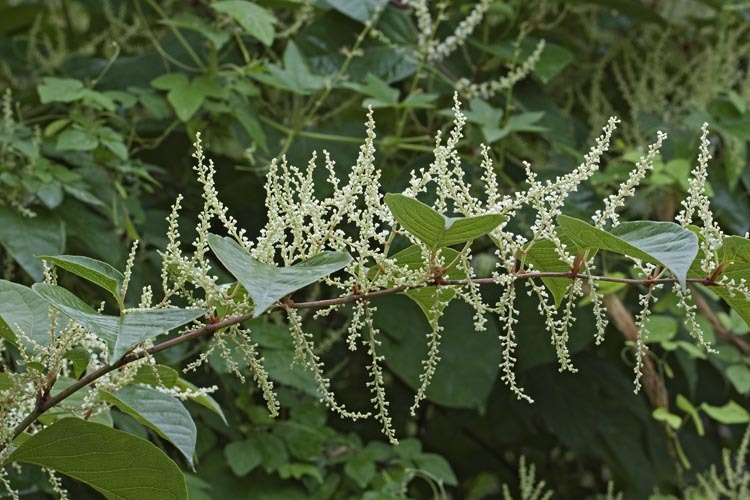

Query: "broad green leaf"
<box><xmin>224</xmin><ymin>439</ymin><xmax>263</xmax><ymax>476</ymax></box>
<box><xmin>701</xmin><ymin>400</ymin><xmax>750</xmax><ymax>424</ymax></box>
<box><xmin>0</xmin><ymin>280</ymin><xmax>53</xmax><ymax>348</ymax></box>
<box><xmin>643</xmin><ymin>315</ymin><xmax>678</xmax><ymax>343</ymax></box>
<box><xmin>414</xmin><ymin>453</ymin><xmax>458</xmax><ymax>486</ymax></box>
<box><xmin>150</xmin><ymin>73</ymin><xmax>205</xmax><ymax>122</ymax></box>
<box><xmin>37</xmin><ymin>77</ymin><xmax>85</xmax><ymax>103</ymax></box>
<box><xmin>0</xmin><ymin>207</ymin><xmax>65</xmax><ymax>281</ymax></box>
<box><xmin>278</xmin><ymin>463</ymin><xmax>322</xmax><ymax>483</ymax></box>
<box><xmin>32</xmin><ymin>284</ymin><xmax>206</xmax><ymax>362</ymax></box>
<box><xmin>212</xmin><ymin>1</ymin><xmax>276</xmax><ymax>46</ymax></box>
<box><xmin>652</xmin><ymin>408</ymin><xmax>681</xmax><ymax>430</ymax></box>
<box><xmin>56</xmin><ymin>128</ymin><xmax>98</xmax><ymax>151</ymax></box>
<box><xmin>676</xmin><ymin>394</ymin><xmax>704</xmax><ymax>436</ymax></box>
<box><xmin>726</xmin><ymin>364</ymin><xmax>750</xmax><ymax>394</ymax></box>
<box><xmin>344</xmin><ymin>73</ymin><xmax>399</xmax><ymax>108</ymax></box>
<box><xmin>7</xmin><ymin>418</ymin><xmax>187</xmax><ymax>500</ymax></box>
<box><xmin>718</xmin><ymin>235</ymin><xmax>750</xmax><ymax>265</ymax></box>
<box><xmin>40</xmin><ymin>255</ymin><xmax>124</xmax><ymax>308</ymax></box>
<box><xmin>100</xmin><ymin>385</ymin><xmax>197</xmax><ymax>468</ymax></box>
<box><xmin>384</xmin><ymin>194</ymin><xmax>506</xmax><ymax>250</ymax></box>
<box><xmin>207</xmin><ymin>234</ymin><xmax>351</xmax><ymax>317</ymax></box>
<box><xmin>522</xmin><ymin>238</ymin><xmax>570</xmax><ymax>307</ymax></box>
<box><xmin>251</xmin><ymin>42</ymin><xmax>326</xmax><ymax>95</ymax></box>
<box><xmin>556</xmin><ymin>215</ymin><xmax>699</xmax><ymax>287</ymax></box>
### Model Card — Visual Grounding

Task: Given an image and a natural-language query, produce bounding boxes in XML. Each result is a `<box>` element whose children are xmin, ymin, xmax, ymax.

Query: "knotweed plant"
<box><xmin>0</xmin><ymin>95</ymin><xmax>748</xmax><ymax>498</ymax></box>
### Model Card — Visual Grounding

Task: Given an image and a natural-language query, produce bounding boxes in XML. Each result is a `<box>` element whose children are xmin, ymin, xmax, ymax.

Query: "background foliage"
<box><xmin>2</xmin><ymin>0</ymin><xmax>750</xmax><ymax>498</ymax></box>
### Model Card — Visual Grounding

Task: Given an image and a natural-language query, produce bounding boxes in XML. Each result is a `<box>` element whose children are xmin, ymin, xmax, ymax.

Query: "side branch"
<box><xmin>8</xmin><ymin>270</ymin><xmax>721</xmax><ymax>441</ymax></box>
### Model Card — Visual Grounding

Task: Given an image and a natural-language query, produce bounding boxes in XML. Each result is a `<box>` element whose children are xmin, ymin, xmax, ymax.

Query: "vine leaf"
<box><xmin>40</xmin><ymin>255</ymin><xmax>125</xmax><ymax>309</ymax></box>
<box><xmin>700</xmin><ymin>401</ymin><xmax>750</xmax><ymax>424</ymax></box>
<box><xmin>384</xmin><ymin>194</ymin><xmax>506</xmax><ymax>250</ymax></box>
<box><xmin>32</xmin><ymin>284</ymin><xmax>206</xmax><ymax>362</ymax></box>
<box><xmin>207</xmin><ymin>234</ymin><xmax>352</xmax><ymax>317</ymax></box>
<box><xmin>0</xmin><ymin>280</ymin><xmax>54</xmax><ymax>349</ymax></box>
<box><xmin>100</xmin><ymin>385</ymin><xmax>197</xmax><ymax>468</ymax></box>
<box><xmin>7</xmin><ymin>418</ymin><xmax>187</xmax><ymax>500</ymax></box>
<box><xmin>556</xmin><ymin>216</ymin><xmax>699</xmax><ymax>287</ymax></box>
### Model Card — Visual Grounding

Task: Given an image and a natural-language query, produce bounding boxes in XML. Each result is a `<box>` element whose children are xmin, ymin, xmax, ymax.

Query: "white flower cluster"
<box><xmin>676</xmin><ymin>123</ymin><xmax>724</xmax><ymax>275</ymax></box>
<box><xmin>456</xmin><ymin>40</ymin><xmax>546</xmax><ymax>99</ymax></box>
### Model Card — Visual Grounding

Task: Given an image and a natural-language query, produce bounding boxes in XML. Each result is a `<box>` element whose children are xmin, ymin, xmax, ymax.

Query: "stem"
<box><xmin>7</xmin><ymin>271</ymin><xmax>721</xmax><ymax>441</ymax></box>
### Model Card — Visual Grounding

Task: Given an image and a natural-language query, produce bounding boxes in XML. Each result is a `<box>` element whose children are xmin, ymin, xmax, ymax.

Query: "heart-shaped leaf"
<box><xmin>556</xmin><ymin>216</ymin><xmax>699</xmax><ymax>287</ymax></box>
<box><xmin>7</xmin><ymin>418</ymin><xmax>187</xmax><ymax>500</ymax></box>
<box><xmin>32</xmin><ymin>284</ymin><xmax>206</xmax><ymax>362</ymax></box>
<box><xmin>384</xmin><ymin>194</ymin><xmax>506</xmax><ymax>250</ymax></box>
<box><xmin>100</xmin><ymin>385</ymin><xmax>197</xmax><ymax>468</ymax></box>
<box><xmin>207</xmin><ymin>234</ymin><xmax>351</xmax><ymax>317</ymax></box>
<box><xmin>40</xmin><ymin>255</ymin><xmax>125</xmax><ymax>309</ymax></box>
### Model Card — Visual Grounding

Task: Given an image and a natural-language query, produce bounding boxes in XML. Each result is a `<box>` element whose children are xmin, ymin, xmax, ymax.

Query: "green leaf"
<box><xmin>0</xmin><ymin>280</ymin><xmax>53</xmax><ymax>348</ymax></box>
<box><xmin>212</xmin><ymin>1</ymin><xmax>276</xmax><ymax>46</ymax></box>
<box><xmin>278</xmin><ymin>463</ymin><xmax>322</xmax><ymax>483</ymax></box>
<box><xmin>7</xmin><ymin>418</ymin><xmax>187</xmax><ymax>500</ymax></box>
<box><xmin>40</xmin><ymin>255</ymin><xmax>124</xmax><ymax>308</ymax></box>
<box><xmin>252</xmin><ymin>42</ymin><xmax>326</xmax><ymax>95</ymax></box>
<box><xmin>100</xmin><ymin>385</ymin><xmax>197</xmax><ymax>468</ymax></box>
<box><xmin>0</xmin><ymin>207</ymin><xmax>65</xmax><ymax>281</ymax></box>
<box><xmin>726</xmin><ymin>364</ymin><xmax>750</xmax><ymax>394</ymax></box>
<box><xmin>56</xmin><ymin>128</ymin><xmax>98</xmax><ymax>151</ymax></box>
<box><xmin>37</xmin><ymin>77</ymin><xmax>86</xmax><ymax>103</ymax></box>
<box><xmin>224</xmin><ymin>439</ymin><xmax>263</xmax><ymax>476</ymax></box>
<box><xmin>556</xmin><ymin>215</ymin><xmax>699</xmax><ymax>287</ymax></box>
<box><xmin>32</xmin><ymin>284</ymin><xmax>206</xmax><ymax>362</ymax></box>
<box><xmin>701</xmin><ymin>400</ymin><xmax>750</xmax><ymax>424</ymax></box>
<box><xmin>652</xmin><ymin>408</ymin><xmax>681</xmax><ymax>430</ymax></box>
<box><xmin>345</xmin><ymin>451</ymin><xmax>376</xmax><ymax>488</ymax></box>
<box><xmin>150</xmin><ymin>73</ymin><xmax>205</xmax><ymax>122</ymax></box>
<box><xmin>326</xmin><ymin>0</ymin><xmax>381</xmax><ymax>22</ymax></box>
<box><xmin>522</xmin><ymin>238</ymin><xmax>570</xmax><ymax>307</ymax></box>
<box><xmin>344</xmin><ymin>73</ymin><xmax>399</xmax><ymax>108</ymax></box>
<box><xmin>64</xmin><ymin>347</ymin><xmax>90</xmax><ymax>378</ymax></box>
<box><xmin>384</xmin><ymin>194</ymin><xmax>506</xmax><ymax>250</ymax></box>
<box><xmin>207</xmin><ymin>234</ymin><xmax>351</xmax><ymax>317</ymax></box>
<box><xmin>368</xmin><ymin>245</ymin><xmax>465</xmax><ymax>322</ymax></box>
<box><xmin>643</xmin><ymin>315</ymin><xmax>678</xmax><ymax>343</ymax></box>
<box><xmin>676</xmin><ymin>394</ymin><xmax>704</xmax><ymax>436</ymax></box>
<box><xmin>414</xmin><ymin>453</ymin><xmax>458</xmax><ymax>486</ymax></box>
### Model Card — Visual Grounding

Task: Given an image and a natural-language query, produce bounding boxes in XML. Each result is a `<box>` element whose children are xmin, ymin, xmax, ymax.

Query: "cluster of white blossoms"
<box><xmin>149</xmin><ymin>92</ymin><xmax>731</xmax><ymax>445</ymax></box>
<box><xmin>368</xmin><ymin>1</ymin><xmax>543</xmax><ymax>100</ymax></box>
<box><xmin>0</xmin><ymin>95</ymin><xmax>730</xmax><ymax>450</ymax></box>
<box><xmin>456</xmin><ymin>40</ymin><xmax>546</xmax><ymax>99</ymax></box>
